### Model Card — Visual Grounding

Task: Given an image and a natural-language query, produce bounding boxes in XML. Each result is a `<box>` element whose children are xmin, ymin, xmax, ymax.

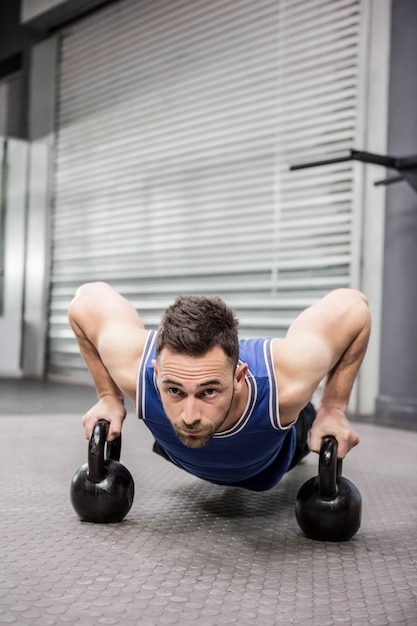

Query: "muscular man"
<box><xmin>69</xmin><ymin>283</ymin><xmax>370</xmax><ymax>491</ymax></box>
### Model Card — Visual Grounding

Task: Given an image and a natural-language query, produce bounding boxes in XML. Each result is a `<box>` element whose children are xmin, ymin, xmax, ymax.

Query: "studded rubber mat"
<box><xmin>1</xmin><ymin>398</ymin><xmax>416</xmax><ymax>624</ymax></box>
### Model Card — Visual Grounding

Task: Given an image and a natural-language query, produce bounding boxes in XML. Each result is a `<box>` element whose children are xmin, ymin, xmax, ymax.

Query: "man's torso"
<box><xmin>136</xmin><ymin>332</ymin><xmax>297</xmax><ymax>490</ymax></box>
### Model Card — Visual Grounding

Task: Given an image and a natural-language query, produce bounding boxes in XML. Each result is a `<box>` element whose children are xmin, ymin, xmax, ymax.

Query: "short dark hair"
<box><xmin>156</xmin><ymin>295</ymin><xmax>239</xmax><ymax>366</ymax></box>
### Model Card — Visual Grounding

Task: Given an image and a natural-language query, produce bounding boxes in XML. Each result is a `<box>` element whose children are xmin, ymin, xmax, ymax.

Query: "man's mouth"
<box><xmin>181</xmin><ymin>427</ymin><xmax>204</xmax><ymax>436</ymax></box>
<box><xmin>175</xmin><ymin>424</ymin><xmax>214</xmax><ymax>449</ymax></box>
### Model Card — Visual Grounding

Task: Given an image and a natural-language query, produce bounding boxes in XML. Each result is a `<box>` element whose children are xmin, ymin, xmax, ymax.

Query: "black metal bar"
<box><xmin>350</xmin><ymin>150</ymin><xmax>397</xmax><ymax>168</ymax></box>
<box><xmin>374</xmin><ymin>175</ymin><xmax>404</xmax><ymax>187</ymax></box>
<box><xmin>395</xmin><ymin>155</ymin><xmax>417</xmax><ymax>170</ymax></box>
<box><xmin>289</xmin><ymin>148</ymin><xmax>417</xmax><ymax>195</ymax></box>
<box><xmin>290</xmin><ymin>149</ymin><xmax>398</xmax><ymax>171</ymax></box>
<box><xmin>289</xmin><ymin>151</ymin><xmax>353</xmax><ymax>171</ymax></box>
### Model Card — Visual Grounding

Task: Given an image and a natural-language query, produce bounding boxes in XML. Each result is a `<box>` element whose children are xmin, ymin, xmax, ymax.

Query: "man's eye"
<box><xmin>204</xmin><ymin>389</ymin><xmax>217</xmax><ymax>397</ymax></box>
<box><xmin>168</xmin><ymin>388</ymin><xmax>181</xmax><ymax>395</ymax></box>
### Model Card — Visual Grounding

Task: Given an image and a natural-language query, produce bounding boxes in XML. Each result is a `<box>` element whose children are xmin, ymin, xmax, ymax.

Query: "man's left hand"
<box><xmin>309</xmin><ymin>407</ymin><xmax>360</xmax><ymax>459</ymax></box>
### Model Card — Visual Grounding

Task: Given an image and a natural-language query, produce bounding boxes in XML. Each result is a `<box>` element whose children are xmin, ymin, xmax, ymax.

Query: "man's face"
<box><xmin>153</xmin><ymin>346</ymin><xmax>246</xmax><ymax>448</ymax></box>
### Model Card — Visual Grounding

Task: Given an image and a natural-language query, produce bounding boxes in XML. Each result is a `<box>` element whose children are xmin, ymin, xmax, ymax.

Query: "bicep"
<box><xmin>286</xmin><ymin>289</ymin><xmax>369</xmax><ymax>370</ymax></box>
<box><xmin>69</xmin><ymin>282</ymin><xmax>148</xmax><ymax>397</ymax></box>
<box><xmin>274</xmin><ymin>333</ymin><xmax>333</xmax><ymax>404</ymax></box>
<box><xmin>274</xmin><ymin>289</ymin><xmax>369</xmax><ymax>410</ymax></box>
<box><xmin>70</xmin><ymin>282</ymin><xmax>145</xmax><ymax>343</ymax></box>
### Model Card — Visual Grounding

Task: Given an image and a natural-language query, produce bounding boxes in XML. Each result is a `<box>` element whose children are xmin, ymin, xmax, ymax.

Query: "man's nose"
<box><xmin>181</xmin><ymin>398</ymin><xmax>201</xmax><ymax>425</ymax></box>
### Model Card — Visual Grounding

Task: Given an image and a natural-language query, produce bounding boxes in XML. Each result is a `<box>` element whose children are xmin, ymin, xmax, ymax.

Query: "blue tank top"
<box><xmin>136</xmin><ymin>331</ymin><xmax>296</xmax><ymax>491</ymax></box>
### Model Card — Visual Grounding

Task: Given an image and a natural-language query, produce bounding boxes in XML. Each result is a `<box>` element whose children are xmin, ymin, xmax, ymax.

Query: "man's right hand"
<box><xmin>81</xmin><ymin>395</ymin><xmax>126</xmax><ymax>441</ymax></box>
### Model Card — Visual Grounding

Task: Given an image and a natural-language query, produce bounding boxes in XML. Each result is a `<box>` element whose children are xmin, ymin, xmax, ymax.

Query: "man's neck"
<box><xmin>217</xmin><ymin>379</ymin><xmax>249</xmax><ymax>432</ymax></box>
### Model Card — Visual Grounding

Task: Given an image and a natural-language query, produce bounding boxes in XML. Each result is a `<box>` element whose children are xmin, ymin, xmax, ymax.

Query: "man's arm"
<box><xmin>68</xmin><ymin>282</ymin><xmax>148</xmax><ymax>440</ymax></box>
<box><xmin>273</xmin><ymin>288</ymin><xmax>371</xmax><ymax>458</ymax></box>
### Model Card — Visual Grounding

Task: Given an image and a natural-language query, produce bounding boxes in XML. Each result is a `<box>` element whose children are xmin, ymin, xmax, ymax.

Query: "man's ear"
<box><xmin>234</xmin><ymin>363</ymin><xmax>248</xmax><ymax>391</ymax></box>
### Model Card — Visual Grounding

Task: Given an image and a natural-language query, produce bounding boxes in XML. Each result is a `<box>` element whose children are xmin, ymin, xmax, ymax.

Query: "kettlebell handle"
<box><xmin>319</xmin><ymin>435</ymin><xmax>342</xmax><ymax>499</ymax></box>
<box><xmin>88</xmin><ymin>420</ymin><xmax>122</xmax><ymax>483</ymax></box>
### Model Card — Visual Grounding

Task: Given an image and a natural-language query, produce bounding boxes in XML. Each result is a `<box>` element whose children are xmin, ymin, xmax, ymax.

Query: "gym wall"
<box><xmin>2</xmin><ymin>0</ymin><xmax>402</xmax><ymax>423</ymax></box>
<box><xmin>47</xmin><ymin>0</ymin><xmax>366</xmax><ymax>391</ymax></box>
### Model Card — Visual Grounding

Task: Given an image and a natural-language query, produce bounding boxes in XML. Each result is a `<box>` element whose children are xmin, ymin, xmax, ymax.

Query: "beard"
<box><xmin>174</xmin><ymin>425</ymin><xmax>217</xmax><ymax>449</ymax></box>
<box><xmin>171</xmin><ymin>394</ymin><xmax>235</xmax><ymax>449</ymax></box>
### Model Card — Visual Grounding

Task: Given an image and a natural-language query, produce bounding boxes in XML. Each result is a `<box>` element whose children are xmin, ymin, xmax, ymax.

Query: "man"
<box><xmin>69</xmin><ymin>282</ymin><xmax>370</xmax><ymax>491</ymax></box>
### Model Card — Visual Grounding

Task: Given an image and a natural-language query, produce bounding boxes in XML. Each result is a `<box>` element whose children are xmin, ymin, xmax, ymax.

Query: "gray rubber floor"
<box><xmin>0</xmin><ymin>379</ymin><xmax>416</xmax><ymax>625</ymax></box>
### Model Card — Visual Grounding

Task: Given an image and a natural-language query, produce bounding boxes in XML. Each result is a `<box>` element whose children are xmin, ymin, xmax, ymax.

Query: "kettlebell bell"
<box><xmin>295</xmin><ymin>435</ymin><xmax>362</xmax><ymax>541</ymax></box>
<box><xmin>70</xmin><ymin>420</ymin><xmax>135</xmax><ymax>523</ymax></box>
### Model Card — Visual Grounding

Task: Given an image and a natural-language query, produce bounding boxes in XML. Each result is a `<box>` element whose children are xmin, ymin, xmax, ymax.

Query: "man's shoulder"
<box><xmin>238</xmin><ymin>337</ymin><xmax>276</xmax><ymax>376</ymax></box>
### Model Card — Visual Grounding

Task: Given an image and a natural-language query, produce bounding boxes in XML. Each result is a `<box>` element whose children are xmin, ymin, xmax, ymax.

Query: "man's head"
<box><xmin>153</xmin><ymin>296</ymin><xmax>247</xmax><ymax>448</ymax></box>
<box><xmin>155</xmin><ymin>295</ymin><xmax>240</xmax><ymax>367</ymax></box>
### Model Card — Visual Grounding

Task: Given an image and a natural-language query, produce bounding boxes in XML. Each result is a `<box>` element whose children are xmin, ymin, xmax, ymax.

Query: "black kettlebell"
<box><xmin>70</xmin><ymin>420</ymin><xmax>134</xmax><ymax>523</ymax></box>
<box><xmin>295</xmin><ymin>435</ymin><xmax>362</xmax><ymax>541</ymax></box>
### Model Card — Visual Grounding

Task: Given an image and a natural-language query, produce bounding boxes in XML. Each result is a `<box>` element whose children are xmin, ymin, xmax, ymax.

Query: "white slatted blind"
<box><xmin>274</xmin><ymin>0</ymin><xmax>362</xmax><ymax>296</ymax></box>
<box><xmin>49</xmin><ymin>0</ymin><xmax>362</xmax><ymax>381</ymax></box>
